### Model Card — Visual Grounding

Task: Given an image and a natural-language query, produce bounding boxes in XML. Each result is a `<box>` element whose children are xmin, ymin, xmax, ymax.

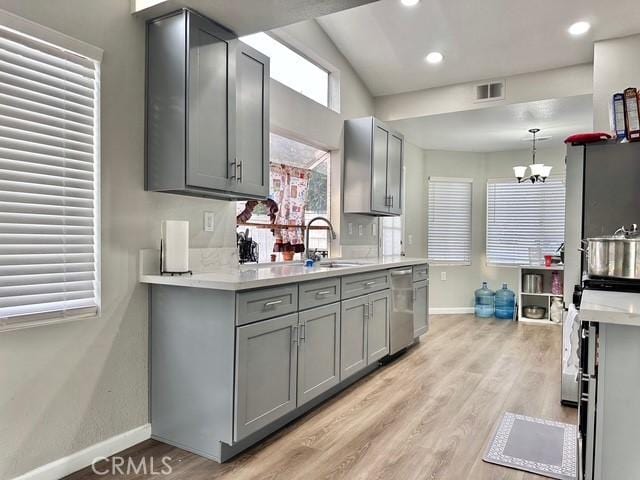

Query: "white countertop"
<box><xmin>580</xmin><ymin>289</ymin><xmax>640</xmax><ymax>327</ymax></box>
<box><xmin>139</xmin><ymin>255</ymin><xmax>428</xmax><ymax>291</ymax></box>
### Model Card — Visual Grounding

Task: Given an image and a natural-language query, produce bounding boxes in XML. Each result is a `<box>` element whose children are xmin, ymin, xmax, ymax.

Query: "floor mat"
<box><xmin>483</xmin><ymin>412</ymin><xmax>577</xmax><ymax>480</ymax></box>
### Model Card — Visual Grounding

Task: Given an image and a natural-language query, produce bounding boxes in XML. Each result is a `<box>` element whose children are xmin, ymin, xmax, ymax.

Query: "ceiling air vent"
<box><xmin>474</xmin><ymin>81</ymin><xmax>505</xmax><ymax>102</ymax></box>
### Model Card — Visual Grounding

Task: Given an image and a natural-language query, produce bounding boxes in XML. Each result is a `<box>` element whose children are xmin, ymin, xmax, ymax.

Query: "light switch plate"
<box><xmin>203</xmin><ymin>211</ymin><xmax>215</xmax><ymax>232</ymax></box>
<box><xmin>358</xmin><ymin>224</ymin><xmax>363</xmax><ymax>236</ymax></box>
<box><xmin>372</xmin><ymin>223</ymin><xmax>377</xmax><ymax>236</ymax></box>
<box><xmin>440</xmin><ymin>271</ymin><xmax>447</xmax><ymax>281</ymax></box>
<box><xmin>348</xmin><ymin>223</ymin><xmax>353</xmax><ymax>235</ymax></box>
<box><xmin>408</xmin><ymin>234</ymin><xmax>413</xmax><ymax>245</ymax></box>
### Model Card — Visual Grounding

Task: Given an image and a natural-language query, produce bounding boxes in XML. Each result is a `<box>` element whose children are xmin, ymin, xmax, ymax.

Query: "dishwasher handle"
<box><xmin>391</xmin><ymin>269</ymin><xmax>412</xmax><ymax>276</ymax></box>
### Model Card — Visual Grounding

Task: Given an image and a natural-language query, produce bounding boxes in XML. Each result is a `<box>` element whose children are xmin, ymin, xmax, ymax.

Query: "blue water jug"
<box><xmin>475</xmin><ymin>281</ymin><xmax>495</xmax><ymax>318</ymax></box>
<box><xmin>495</xmin><ymin>283</ymin><xmax>516</xmax><ymax>319</ymax></box>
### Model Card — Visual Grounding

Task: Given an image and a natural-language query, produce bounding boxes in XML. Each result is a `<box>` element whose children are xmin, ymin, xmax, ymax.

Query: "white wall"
<box><xmin>0</xmin><ymin>2</ymin><xmax>375</xmax><ymax>478</ymax></box>
<box><xmin>422</xmin><ymin>146</ymin><xmax>566</xmax><ymax>309</ymax></box>
<box><xmin>593</xmin><ymin>34</ymin><xmax>640</xmax><ymax>131</ymax></box>
<box><xmin>375</xmin><ymin>64</ymin><xmax>593</xmax><ymax>122</ymax></box>
<box><xmin>402</xmin><ymin>141</ymin><xmax>426</xmax><ymax>258</ymax></box>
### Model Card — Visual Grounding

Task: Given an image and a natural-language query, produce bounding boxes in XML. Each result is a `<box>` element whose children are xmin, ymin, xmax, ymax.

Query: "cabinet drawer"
<box><xmin>341</xmin><ymin>270</ymin><xmax>390</xmax><ymax>300</ymax></box>
<box><xmin>413</xmin><ymin>264</ymin><xmax>429</xmax><ymax>283</ymax></box>
<box><xmin>236</xmin><ymin>285</ymin><xmax>298</xmax><ymax>325</ymax></box>
<box><xmin>299</xmin><ymin>278</ymin><xmax>340</xmax><ymax>310</ymax></box>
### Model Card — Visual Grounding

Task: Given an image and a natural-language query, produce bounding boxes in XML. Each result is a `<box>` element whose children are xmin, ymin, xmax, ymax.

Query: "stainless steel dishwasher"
<box><xmin>389</xmin><ymin>268</ymin><xmax>415</xmax><ymax>354</ymax></box>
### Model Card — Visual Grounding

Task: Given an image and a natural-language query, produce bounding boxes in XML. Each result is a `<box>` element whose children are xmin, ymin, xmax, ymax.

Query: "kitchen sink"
<box><xmin>318</xmin><ymin>262</ymin><xmax>363</xmax><ymax>269</ymax></box>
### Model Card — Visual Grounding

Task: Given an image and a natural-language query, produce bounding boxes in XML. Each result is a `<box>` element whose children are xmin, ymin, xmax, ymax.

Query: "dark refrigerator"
<box><xmin>562</xmin><ymin>141</ymin><xmax>640</xmax><ymax>405</ymax></box>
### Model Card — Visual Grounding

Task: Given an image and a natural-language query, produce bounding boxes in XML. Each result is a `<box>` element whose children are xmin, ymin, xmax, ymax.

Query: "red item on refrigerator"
<box><xmin>564</xmin><ymin>132</ymin><xmax>612</xmax><ymax>145</ymax></box>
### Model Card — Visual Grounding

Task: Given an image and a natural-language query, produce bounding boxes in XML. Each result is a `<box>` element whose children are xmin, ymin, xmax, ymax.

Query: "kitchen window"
<box><xmin>381</xmin><ymin>216</ymin><xmax>403</xmax><ymax>257</ymax></box>
<box><xmin>427</xmin><ymin>177</ymin><xmax>472</xmax><ymax>265</ymax></box>
<box><xmin>0</xmin><ymin>16</ymin><xmax>102</xmax><ymax>330</ymax></box>
<box><xmin>240</xmin><ymin>32</ymin><xmax>330</xmax><ymax>107</ymax></box>
<box><xmin>236</xmin><ymin>133</ymin><xmax>331</xmax><ymax>263</ymax></box>
<box><xmin>486</xmin><ymin>177</ymin><xmax>565</xmax><ymax>266</ymax></box>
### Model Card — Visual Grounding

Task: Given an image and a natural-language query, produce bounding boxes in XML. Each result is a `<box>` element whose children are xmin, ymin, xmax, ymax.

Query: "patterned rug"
<box><xmin>483</xmin><ymin>412</ymin><xmax>577</xmax><ymax>480</ymax></box>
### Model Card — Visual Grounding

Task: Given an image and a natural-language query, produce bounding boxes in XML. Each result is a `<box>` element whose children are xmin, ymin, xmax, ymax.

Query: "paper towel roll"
<box><xmin>162</xmin><ymin>220</ymin><xmax>189</xmax><ymax>273</ymax></box>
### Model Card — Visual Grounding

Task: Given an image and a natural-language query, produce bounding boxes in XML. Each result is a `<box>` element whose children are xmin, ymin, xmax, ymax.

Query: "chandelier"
<box><xmin>513</xmin><ymin>128</ymin><xmax>552</xmax><ymax>183</ymax></box>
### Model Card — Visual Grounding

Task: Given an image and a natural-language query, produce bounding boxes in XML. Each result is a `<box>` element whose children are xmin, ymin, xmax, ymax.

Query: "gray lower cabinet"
<box><xmin>340</xmin><ymin>289</ymin><xmax>391</xmax><ymax>379</ymax></box>
<box><xmin>340</xmin><ymin>296</ymin><xmax>368</xmax><ymax>379</ymax></box>
<box><xmin>413</xmin><ymin>279</ymin><xmax>429</xmax><ymax>337</ymax></box>
<box><xmin>297</xmin><ymin>304</ymin><xmax>341</xmax><ymax>405</ymax></box>
<box><xmin>367</xmin><ymin>290</ymin><xmax>390</xmax><ymax>363</ymax></box>
<box><xmin>234</xmin><ymin>313</ymin><xmax>298</xmax><ymax>441</ymax></box>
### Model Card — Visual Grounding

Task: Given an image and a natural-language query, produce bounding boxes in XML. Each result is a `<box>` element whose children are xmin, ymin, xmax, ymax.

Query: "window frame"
<box><xmin>0</xmin><ymin>11</ymin><xmax>102</xmax><ymax>332</ymax></box>
<box><xmin>485</xmin><ymin>176</ymin><xmax>566</xmax><ymax>267</ymax></box>
<box><xmin>427</xmin><ymin>177</ymin><xmax>473</xmax><ymax>266</ymax></box>
<box><xmin>239</xmin><ymin>31</ymin><xmax>338</xmax><ymax>112</ymax></box>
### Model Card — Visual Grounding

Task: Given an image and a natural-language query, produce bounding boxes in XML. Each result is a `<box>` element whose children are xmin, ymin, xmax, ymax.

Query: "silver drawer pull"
<box><xmin>316</xmin><ymin>290</ymin><xmax>331</xmax><ymax>297</ymax></box>
<box><xmin>264</xmin><ymin>299</ymin><xmax>283</xmax><ymax>308</ymax></box>
<box><xmin>364</xmin><ymin>281</ymin><xmax>376</xmax><ymax>286</ymax></box>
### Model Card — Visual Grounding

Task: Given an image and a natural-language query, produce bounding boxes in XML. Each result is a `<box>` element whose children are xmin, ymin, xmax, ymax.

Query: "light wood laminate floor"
<box><xmin>67</xmin><ymin>314</ymin><xmax>576</xmax><ymax>480</ymax></box>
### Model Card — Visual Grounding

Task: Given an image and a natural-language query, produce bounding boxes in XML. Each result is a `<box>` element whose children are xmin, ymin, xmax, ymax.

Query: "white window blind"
<box><xmin>486</xmin><ymin>177</ymin><xmax>565</xmax><ymax>266</ymax></box>
<box><xmin>0</xmin><ymin>24</ymin><xmax>100</xmax><ymax>329</ymax></box>
<box><xmin>381</xmin><ymin>215</ymin><xmax>403</xmax><ymax>257</ymax></box>
<box><xmin>427</xmin><ymin>177</ymin><xmax>472</xmax><ymax>265</ymax></box>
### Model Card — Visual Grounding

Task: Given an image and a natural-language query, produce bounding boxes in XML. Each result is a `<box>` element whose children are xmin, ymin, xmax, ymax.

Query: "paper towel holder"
<box><xmin>160</xmin><ymin>239</ymin><xmax>192</xmax><ymax>276</ymax></box>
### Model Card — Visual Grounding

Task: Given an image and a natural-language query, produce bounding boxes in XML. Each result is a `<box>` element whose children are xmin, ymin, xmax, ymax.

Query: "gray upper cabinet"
<box><xmin>344</xmin><ymin>117</ymin><xmax>404</xmax><ymax>216</ymax></box>
<box><xmin>297</xmin><ymin>304</ymin><xmax>341</xmax><ymax>406</ymax></box>
<box><xmin>146</xmin><ymin>9</ymin><xmax>269</xmax><ymax>200</ymax></box>
<box><xmin>367</xmin><ymin>290</ymin><xmax>390</xmax><ymax>363</ymax></box>
<box><xmin>234</xmin><ymin>313</ymin><xmax>298</xmax><ymax>441</ymax></box>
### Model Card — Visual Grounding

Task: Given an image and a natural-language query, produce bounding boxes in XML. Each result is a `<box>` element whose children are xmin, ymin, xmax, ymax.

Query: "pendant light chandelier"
<box><xmin>513</xmin><ymin>128</ymin><xmax>552</xmax><ymax>183</ymax></box>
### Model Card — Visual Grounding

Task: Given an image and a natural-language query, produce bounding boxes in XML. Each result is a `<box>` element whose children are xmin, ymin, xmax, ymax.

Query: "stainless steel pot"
<box><xmin>584</xmin><ymin>225</ymin><xmax>640</xmax><ymax>279</ymax></box>
<box><xmin>523</xmin><ymin>273</ymin><xmax>543</xmax><ymax>293</ymax></box>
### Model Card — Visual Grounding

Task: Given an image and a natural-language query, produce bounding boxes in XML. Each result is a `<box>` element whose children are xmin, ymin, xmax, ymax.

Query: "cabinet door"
<box><xmin>232</xmin><ymin>41</ymin><xmax>269</xmax><ymax>198</ymax></box>
<box><xmin>298</xmin><ymin>304</ymin><xmax>341</xmax><ymax>406</ymax></box>
<box><xmin>386</xmin><ymin>132</ymin><xmax>403</xmax><ymax>215</ymax></box>
<box><xmin>234</xmin><ymin>313</ymin><xmax>298</xmax><ymax>441</ymax></box>
<box><xmin>367</xmin><ymin>290</ymin><xmax>390</xmax><ymax>364</ymax></box>
<box><xmin>371</xmin><ymin>123</ymin><xmax>389</xmax><ymax>213</ymax></box>
<box><xmin>186</xmin><ymin>13</ymin><xmax>233</xmax><ymax>191</ymax></box>
<box><xmin>340</xmin><ymin>296</ymin><xmax>368</xmax><ymax>379</ymax></box>
<box><xmin>413</xmin><ymin>280</ymin><xmax>429</xmax><ymax>337</ymax></box>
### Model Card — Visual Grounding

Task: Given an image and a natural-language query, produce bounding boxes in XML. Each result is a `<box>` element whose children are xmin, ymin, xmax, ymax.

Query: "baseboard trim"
<box><xmin>13</xmin><ymin>423</ymin><xmax>151</xmax><ymax>480</ymax></box>
<box><xmin>429</xmin><ymin>307</ymin><xmax>474</xmax><ymax>315</ymax></box>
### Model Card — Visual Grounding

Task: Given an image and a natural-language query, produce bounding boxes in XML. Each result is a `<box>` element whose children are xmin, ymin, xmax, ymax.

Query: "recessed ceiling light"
<box><xmin>401</xmin><ymin>0</ymin><xmax>420</xmax><ymax>6</ymax></box>
<box><xmin>425</xmin><ymin>52</ymin><xmax>443</xmax><ymax>64</ymax></box>
<box><xmin>568</xmin><ymin>21</ymin><xmax>591</xmax><ymax>36</ymax></box>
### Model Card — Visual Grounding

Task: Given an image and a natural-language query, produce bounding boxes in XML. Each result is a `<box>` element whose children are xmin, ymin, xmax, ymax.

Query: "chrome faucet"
<box><xmin>305</xmin><ymin>217</ymin><xmax>337</xmax><ymax>261</ymax></box>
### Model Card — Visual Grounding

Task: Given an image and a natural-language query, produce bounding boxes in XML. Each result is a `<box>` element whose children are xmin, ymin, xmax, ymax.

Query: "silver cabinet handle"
<box><xmin>316</xmin><ymin>290</ymin><xmax>331</xmax><ymax>297</ymax></box>
<box><xmin>364</xmin><ymin>281</ymin><xmax>376</xmax><ymax>287</ymax></box>
<box><xmin>390</xmin><ymin>195</ymin><xmax>394</xmax><ymax>207</ymax></box>
<box><xmin>229</xmin><ymin>158</ymin><xmax>237</xmax><ymax>181</ymax></box>
<box><xmin>300</xmin><ymin>323</ymin><xmax>306</xmax><ymax>342</ymax></box>
<box><xmin>264</xmin><ymin>299</ymin><xmax>283</xmax><ymax>308</ymax></box>
<box><xmin>364</xmin><ymin>302</ymin><xmax>370</xmax><ymax>319</ymax></box>
<box><xmin>237</xmin><ymin>160</ymin><xmax>243</xmax><ymax>183</ymax></box>
<box><xmin>384</xmin><ymin>195</ymin><xmax>392</xmax><ymax>207</ymax></box>
<box><xmin>292</xmin><ymin>325</ymin><xmax>298</xmax><ymax>344</ymax></box>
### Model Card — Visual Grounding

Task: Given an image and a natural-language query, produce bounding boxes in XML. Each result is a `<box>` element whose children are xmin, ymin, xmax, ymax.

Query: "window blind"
<box><xmin>0</xmin><ymin>26</ymin><xmax>99</xmax><ymax>328</ymax></box>
<box><xmin>486</xmin><ymin>177</ymin><xmax>565</xmax><ymax>266</ymax></box>
<box><xmin>427</xmin><ymin>177</ymin><xmax>472</xmax><ymax>265</ymax></box>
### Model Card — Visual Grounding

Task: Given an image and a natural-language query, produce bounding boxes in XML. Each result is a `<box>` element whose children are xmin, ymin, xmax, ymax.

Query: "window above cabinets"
<box><xmin>240</xmin><ymin>32</ymin><xmax>332</xmax><ymax>109</ymax></box>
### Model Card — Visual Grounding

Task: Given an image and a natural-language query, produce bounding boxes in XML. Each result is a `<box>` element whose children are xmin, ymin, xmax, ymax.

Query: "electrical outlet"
<box><xmin>358</xmin><ymin>224</ymin><xmax>363</xmax><ymax>236</ymax></box>
<box><xmin>348</xmin><ymin>223</ymin><xmax>353</xmax><ymax>235</ymax></box>
<box><xmin>203</xmin><ymin>211</ymin><xmax>215</xmax><ymax>232</ymax></box>
<box><xmin>408</xmin><ymin>234</ymin><xmax>413</xmax><ymax>245</ymax></box>
<box><xmin>440</xmin><ymin>271</ymin><xmax>447</xmax><ymax>281</ymax></box>
<box><xmin>372</xmin><ymin>223</ymin><xmax>377</xmax><ymax>237</ymax></box>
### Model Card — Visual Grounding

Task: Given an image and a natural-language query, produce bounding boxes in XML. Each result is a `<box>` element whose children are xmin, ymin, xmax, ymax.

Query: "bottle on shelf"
<box><xmin>551</xmin><ymin>271</ymin><xmax>562</xmax><ymax>295</ymax></box>
<box><xmin>550</xmin><ymin>296</ymin><xmax>563</xmax><ymax>323</ymax></box>
<box><xmin>495</xmin><ymin>283</ymin><xmax>515</xmax><ymax>320</ymax></box>
<box><xmin>475</xmin><ymin>281</ymin><xmax>495</xmax><ymax>318</ymax></box>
